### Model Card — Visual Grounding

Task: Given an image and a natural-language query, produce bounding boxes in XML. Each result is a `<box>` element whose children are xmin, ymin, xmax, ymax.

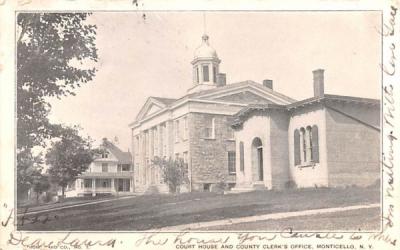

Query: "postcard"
<box><xmin>0</xmin><ymin>0</ymin><xmax>398</xmax><ymax>249</ymax></box>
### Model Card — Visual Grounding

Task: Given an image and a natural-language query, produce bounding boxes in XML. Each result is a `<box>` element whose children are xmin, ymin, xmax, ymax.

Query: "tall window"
<box><xmin>203</xmin><ymin>65</ymin><xmax>209</xmax><ymax>82</ymax></box>
<box><xmin>294</xmin><ymin>129</ymin><xmax>300</xmax><ymax>165</ymax></box>
<box><xmin>311</xmin><ymin>125</ymin><xmax>319</xmax><ymax>163</ymax></box>
<box><xmin>196</xmin><ymin>67</ymin><xmax>199</xmax><ymax>83</ymax></box>
<box><xmin>294</xmin><ymin>125</ymin><xmax>319</xmax><ymax>165</ymax></box>
<box><xmin>174</xmin><ymin>119</ymin><xmax>180</xmax><ymax>142</ymax></box>
<box><xmin>204</xmin><ymin>117</ymin><xmax>215</xmax><ymax>139</ymax></box>
<box><xmin>102</xmin><ymin>163</ymin><xmax>108</xmax><ymax>172</ymax></box>
<box><xmin>183</xmin><ymin>116</ymin><xmax>188</xmax><ymax>140</ymax></box>
<box><xmin>306</xmin><ymin>126</ymin><xmax>312</xmax><ymax>161</ymax></box>
<box><xmin>239</xmin><ymin>142</ymin><xmax>244</xmax><ymax>172</ymax></box>
<box><xmin>300</xmin><ymin>128</ymin><xmax>306</xmax><ymax>163</ymax></box>
<box><xmin>228</xmin><ymin>151</ymin><xmax>236</xmax><ymax>175</ymax></box>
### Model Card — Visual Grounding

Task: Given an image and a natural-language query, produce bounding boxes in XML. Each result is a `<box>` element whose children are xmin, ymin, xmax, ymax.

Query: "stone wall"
<box><xmin>325</xmin><ymin>105</ymin><xmax>380</xmax><ymax>187</ymax></box>
<box><xmin>189</xmin><ymin>113</ymin><xmax>236</xmax><ymax>191</ymax></box>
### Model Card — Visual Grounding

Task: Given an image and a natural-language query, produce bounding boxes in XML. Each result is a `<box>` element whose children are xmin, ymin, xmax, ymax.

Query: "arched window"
<box><xmin>306</xmin><ymin>126</ymin><xmax>313</xmax><ymax>162</ymax></box>
<box><xmin>239</xmin><ymin>141</ymin><xmax>244</xmax><ymax>172</ymax></box>
<box><xmin>294</xmin><ymin>125</ymin><xmax>320</xmax><ymax>165</ymax></box>
<box><xmin>300</xmin><ymin>127</ymin><xmax>306</xmax><ymax>163</ymax></box>
<box><xmin>312</xmin><ymin>125</ymin><xmax>319</xmax><ymax>163</ymax></box>
<box><xmin>294</xmin><ymin>129</ymin><xmax>300</xmax><ymax>165</ymax></box>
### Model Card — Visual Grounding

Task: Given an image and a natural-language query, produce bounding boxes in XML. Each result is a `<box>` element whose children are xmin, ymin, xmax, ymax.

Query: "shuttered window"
<box><xmin>294</xmin><ymin>129</ymin><xmax>300</xmax><ymax>165</ymax></box>
<box><xmin>312</xmin><ymin>125</ymin><xmax>319</xmax><ymax>163</ymax></box>
<box><xmin>239</xmin><ymin>142</ymin><xmax>244</xmax><ymax>172</ymax></box>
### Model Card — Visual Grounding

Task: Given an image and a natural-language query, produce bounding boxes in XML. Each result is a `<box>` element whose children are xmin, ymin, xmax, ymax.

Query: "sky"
<box><xmin>47</xmin><ymin>11</ymin><xmax>381</xmax><ymax>151</ymax></box>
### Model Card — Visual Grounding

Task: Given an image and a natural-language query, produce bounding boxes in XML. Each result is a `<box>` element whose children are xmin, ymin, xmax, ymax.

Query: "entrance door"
<box><xmin>257</xmin><ymin>147</ymin><xmax>264</xmax><ymax>181</ymax></box>
<box><xmin>252</xmin><ymin>137</ymin><xmax>264</xmax><ymax>182</ymax></box>
<box><xmin>117</xmin><ymin>179</ymin><xmax>124</xmax><ymax>191</ymax></box>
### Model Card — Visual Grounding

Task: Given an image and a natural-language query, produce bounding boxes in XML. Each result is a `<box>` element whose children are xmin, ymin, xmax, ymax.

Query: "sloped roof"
<box><xmin>151</xmin><ymin>97</ymin><xmax>177</xmax><ymax>106</ymax></box>
<box><xmin>132</xmin><ymin>81</ymin><xmax>297</xmax><ymax>125</ymax></box>
<box><xmin>232</xmin><ymin>94</ymin><xmax>380</xmax><ymax>129</ymax></box>
<box><xmin>102</xmin><ymin>140</ymin><xmax>132</xmax><ymax>164</ymax></box>
<box><xmin>187</xmin><ymin>80</ymin><xmax>297</xmax><ymax>103</ymax></box>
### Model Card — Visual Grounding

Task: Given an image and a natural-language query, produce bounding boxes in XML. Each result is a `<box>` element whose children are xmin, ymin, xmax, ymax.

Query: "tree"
<box><xmin>45</xmin><ymin>126</ymin><xmax>96</xmax><ymax>198</ymax></box>
<box><xmin>32</xmin><ymin>174</ymin><xmax>50</xmax><ymax>204</ymax></box>
<box><xmin>17</xmin><ymin>13</ymin><xmax>98</xmax><ymax>194</ymax></box>
<box><xmin>152</xmin><ymin>156</ymin><xmax>189</xmax><ymax>193</ymax></box>
<box><xmin>17</xmin><ymin>151</ymin><xmax>44</xmax><ymax>200</ymax></box>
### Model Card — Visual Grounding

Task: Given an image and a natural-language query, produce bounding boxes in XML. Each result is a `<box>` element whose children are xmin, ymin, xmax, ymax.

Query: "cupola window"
<box><xmin>203</xmin><ymin>65</ymin><xmax>209</xmax><ymax>82</ymax></box>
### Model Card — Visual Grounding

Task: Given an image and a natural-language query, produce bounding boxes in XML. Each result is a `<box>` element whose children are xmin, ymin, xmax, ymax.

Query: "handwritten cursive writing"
<box><xmin>8</xmin><ymin>232</ymin><xmax>117</xmax><ymax>249</ymax></box>
<box><xmin>280</xmin><ymin>228</ymin><xmax>344</xmax><ymax>239</ymax></box>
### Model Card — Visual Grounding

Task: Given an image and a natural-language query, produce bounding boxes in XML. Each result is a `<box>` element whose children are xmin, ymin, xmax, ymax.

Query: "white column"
<box><xmin>210</xmin><ymin>63</ymin><xmax>214</xmax><ymax>84</ymax></box>
<box><xmin>130</xmin><ymin>178</ymin><xmax>134</xmax><ymax>192</ymax></box>
<box><xmin>111</xmin><ymin>178</ymin><xmax>115</xmax><ymax>193</ymax></box>
<box><xmin>92</xmin><ymin>178</ymin><xmax>96</xmax><ymax>197</ymax></box>
<box><xmin>199</xmin><ymin>65</ymin><xmax>203</xmax><ymax>84</ymax></box>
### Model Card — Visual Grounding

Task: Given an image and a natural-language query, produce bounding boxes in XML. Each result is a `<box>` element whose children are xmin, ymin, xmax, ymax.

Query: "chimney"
<box><xmin>216</xmin><ymin>73</ymin><xmax>226</xmax><ymax>86</ymax></box>
<box><xmin>263</xmin><ymin>79</ymin><xmax>273</xmax><ymax>90</ymax></box>
<box><xmin>313</xmin><ymin>69</ymin><xmax>324</xmax><ymax>97</ymax></box>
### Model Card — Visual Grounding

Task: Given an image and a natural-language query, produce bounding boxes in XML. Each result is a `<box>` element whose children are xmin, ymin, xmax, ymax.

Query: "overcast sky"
<box><xmin>47</xmin><ymin>11</ymin><xmax>381</xmax><ymax>151</ymax></box>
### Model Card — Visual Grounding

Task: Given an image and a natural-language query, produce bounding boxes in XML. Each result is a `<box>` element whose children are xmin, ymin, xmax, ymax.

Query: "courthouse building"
<box><xmin>130</xmin><ymin>34</ymin><xmax>380</xmax><ymax>193</ymax></box>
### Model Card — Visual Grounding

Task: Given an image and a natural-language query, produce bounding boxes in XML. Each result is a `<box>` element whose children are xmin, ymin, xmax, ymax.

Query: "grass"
<box><xmin>17</xmin><ymin>186</ymin><xmax>380</xmax><ymax>231</ymax></box>
<box><xmin>17</xmin><ymin>194</ymin><xmax>117</xmax><ymax>213</ymax></box>
<box><xmin>199</xmin><ymin>207</ymin><xmax>381</xmax><ymax>231</ymax></box>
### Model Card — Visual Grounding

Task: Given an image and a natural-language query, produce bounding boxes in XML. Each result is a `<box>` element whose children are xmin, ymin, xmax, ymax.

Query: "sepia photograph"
<box><xmin>15</xmin><ymin>10</ymin><xmax>382</xmax><ymax>232</ymax></box>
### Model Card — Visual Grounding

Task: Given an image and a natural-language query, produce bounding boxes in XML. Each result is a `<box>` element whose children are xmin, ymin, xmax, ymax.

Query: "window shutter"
<box><xmin>240</xmin><ymin>142</ymin><xmax>244</xmax><ymax>172</ymax></box>
<box><xmin>312</xmin><ymin>125</ymin><xmax>319</xmax><ymax>163</ymax></box>
<box><xmin>294</xmin><ymin>129</ymin><xmax>300</xmax><ymax>165</ymax></box>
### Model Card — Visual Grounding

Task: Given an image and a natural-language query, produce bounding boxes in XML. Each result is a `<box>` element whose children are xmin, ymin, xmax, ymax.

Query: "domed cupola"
<box><xmin>188</xmin><ymin>34</ymin><xmax>223</xmax><ymax>94</ymax></box>
<box><xmin>193</xmin><ymin>34</ymin><xmax>219</xmax><ymax>60</ymax></box>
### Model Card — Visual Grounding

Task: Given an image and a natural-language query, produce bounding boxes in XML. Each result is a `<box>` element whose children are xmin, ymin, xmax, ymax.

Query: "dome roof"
<box><xmin>194</xmin><ymin>34</ymin><xmax>219</xmax><ymax>59</ymax></box>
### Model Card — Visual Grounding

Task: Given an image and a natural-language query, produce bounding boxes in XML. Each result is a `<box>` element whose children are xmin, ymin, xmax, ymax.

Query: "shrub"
<box><xmin>284</xmin><ymin>180</ymin><xmax>297</xmax><ymax>189</ymax></box>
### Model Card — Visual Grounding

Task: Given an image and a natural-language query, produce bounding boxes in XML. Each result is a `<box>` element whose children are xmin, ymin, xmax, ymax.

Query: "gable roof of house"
<box><xmin>101</xmin><ymin>139</ymin><xmax>132</xmax><ymax>164</ymax></box>
<box><xmin>232</xmin><ymin>94</ymin><xmax>380</xmax><ymax>129</ymax></box>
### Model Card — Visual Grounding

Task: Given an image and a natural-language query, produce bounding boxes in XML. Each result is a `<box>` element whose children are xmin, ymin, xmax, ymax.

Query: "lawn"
<box><xmin>199</xmin><ymin>207</ymin><xmax>381</xmax><ymax>231</ymax></box>
<box><xmin>17</xmin><ymin>186</ymin><xmax>380</xmax><ymax>231</ymax></box>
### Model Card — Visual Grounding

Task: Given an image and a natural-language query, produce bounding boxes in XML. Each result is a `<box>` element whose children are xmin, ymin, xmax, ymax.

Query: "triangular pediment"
<box><xmin>147</xmin><ymin>104</ymin><xmax>162</xmax><ymax>116</ymax></box>
<box><xmin>212</xmin><ymin>91</ymin><xmax>275</xmax><ymax>104</ymax></box>
<box><xmin>195</xmin><ymin>81</ymin><xmax>296</xmax><ymax>105</ymax></box>
<box><xmin>135</xmin><ymin>97</ymin><xmax>167</xmax><ymax>121</ymax></box>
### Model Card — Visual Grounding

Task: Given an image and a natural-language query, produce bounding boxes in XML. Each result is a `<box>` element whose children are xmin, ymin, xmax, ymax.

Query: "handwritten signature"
<box><xmin>8</xmin><ymin>232</ymin><xmax>117</xmax><ymax>249</ymax></box>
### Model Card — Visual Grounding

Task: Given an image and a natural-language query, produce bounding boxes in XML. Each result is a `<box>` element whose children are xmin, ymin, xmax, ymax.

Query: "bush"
<box><xmin>284</xmin><ymin>180</ymin><xmax>297</xmax><ymax>189</ymax></box>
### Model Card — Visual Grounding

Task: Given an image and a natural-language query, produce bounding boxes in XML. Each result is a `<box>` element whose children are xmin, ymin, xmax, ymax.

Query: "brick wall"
<box><xmin>325</xmin><ymin>104</ymin><xmax>380</xmax><ymax>187</ymax></box>
<box><xmin>189</xmin><ymin>113</ymin><xmax>236</xmax><ymax>191</ymax></box>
